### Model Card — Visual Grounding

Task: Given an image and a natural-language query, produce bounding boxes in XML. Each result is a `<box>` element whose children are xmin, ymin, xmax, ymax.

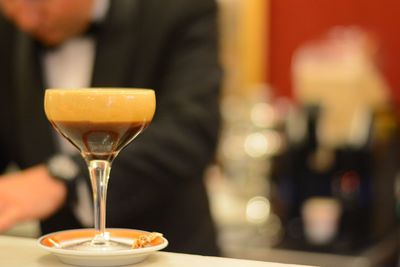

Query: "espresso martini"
<box><xmin>44</xmin><ymin>88</ymin><xmax>155</xmax><ymax>250</ymax></box>
<box><xmin>45</xmin><ymin>89</ymin><xmax>155</xmax><ymax>161</ymax></box>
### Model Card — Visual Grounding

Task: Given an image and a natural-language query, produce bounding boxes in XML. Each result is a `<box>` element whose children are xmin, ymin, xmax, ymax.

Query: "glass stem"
<box><xmin>88</xmin><ymin>160</ymin><xmax>111</xmax><ymax>246</ymax></box>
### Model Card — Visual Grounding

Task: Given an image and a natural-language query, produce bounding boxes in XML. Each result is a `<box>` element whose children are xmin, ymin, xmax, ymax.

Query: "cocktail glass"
<box><xmin>44</xmin><ymin>88</ymin><xmax>155</xmax><ymax>250</ymax></box>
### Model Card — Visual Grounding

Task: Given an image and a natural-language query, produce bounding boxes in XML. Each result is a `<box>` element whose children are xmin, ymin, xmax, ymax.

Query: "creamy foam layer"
<box><xmin>44</xmin><ymin>88</ymin><xmax>156</xmax><ymax>122</ymax></box>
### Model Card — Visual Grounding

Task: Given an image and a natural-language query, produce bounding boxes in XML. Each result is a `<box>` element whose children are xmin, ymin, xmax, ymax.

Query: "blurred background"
<box><xmin>205</xmin><ymin>0</ymin><xmax>400</xmax><ymax>266</ymax></box>
<box><xmin>6</xmin><ymin>0</ymin><xmax>400</xmax><ymax>266</ymax></box>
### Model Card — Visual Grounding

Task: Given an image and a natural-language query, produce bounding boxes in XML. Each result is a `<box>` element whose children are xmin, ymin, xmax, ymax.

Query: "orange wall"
<box><xmin>269</xmin><ymin>0</ymin><xmax>400</xmax><ymax>105</ymax></box>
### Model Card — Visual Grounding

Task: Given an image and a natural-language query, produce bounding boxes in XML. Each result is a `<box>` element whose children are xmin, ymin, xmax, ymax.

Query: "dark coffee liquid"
<box><xmin>50</xmin><ymin>120</ymin><xmax>148</xmax><ymax>161</ymax></box>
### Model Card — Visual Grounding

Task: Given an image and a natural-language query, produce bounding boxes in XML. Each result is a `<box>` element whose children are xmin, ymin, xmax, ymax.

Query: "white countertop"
<box><xmin>0</xmin><ymin>235</ymin><xmax>314</xmax><ymax>267</ymax></box>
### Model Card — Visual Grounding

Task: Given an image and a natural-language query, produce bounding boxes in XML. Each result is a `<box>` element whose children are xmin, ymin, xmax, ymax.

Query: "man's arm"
<box><xmin>0</xmin><ymin>165</ymin><xmax>66</xmax><ymax>232</ymax></box>
<box><xmin>106</xmin><ymin>0</ymin><xmax>222</xmax><ymax>223</ymax></box>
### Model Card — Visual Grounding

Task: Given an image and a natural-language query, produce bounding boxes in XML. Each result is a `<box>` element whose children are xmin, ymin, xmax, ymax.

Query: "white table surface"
<box><xmin>0</xmin><ymin>235</ymin><xmax>314</xmax><ymax>267</ymax></box>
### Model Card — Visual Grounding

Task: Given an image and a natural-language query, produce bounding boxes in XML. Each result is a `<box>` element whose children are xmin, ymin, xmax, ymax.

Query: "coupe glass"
<box><xmin>44</xmin><ymin>88</ymin><xmax>156</xmax><ymax>251</ymax></box>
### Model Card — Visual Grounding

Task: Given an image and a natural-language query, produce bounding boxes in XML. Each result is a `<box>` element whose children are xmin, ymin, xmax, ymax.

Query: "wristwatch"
<box><xmin>47</xmin><ymin>154</ymin><xmax>80</xmax><ymax>182</ymax></box>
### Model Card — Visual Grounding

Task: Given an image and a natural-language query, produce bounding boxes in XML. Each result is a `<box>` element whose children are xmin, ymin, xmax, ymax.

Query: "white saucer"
<box><xmin>38</xmin><ymin>228</ymin><xmax>168</xmax><ymax>266</ymax></box>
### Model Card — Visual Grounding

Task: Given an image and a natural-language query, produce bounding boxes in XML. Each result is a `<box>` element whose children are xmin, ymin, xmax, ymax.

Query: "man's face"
<box><xmin>0</xmin><ymin>0</ymin><xmax>94</xmax><ymax>46</ymax></box>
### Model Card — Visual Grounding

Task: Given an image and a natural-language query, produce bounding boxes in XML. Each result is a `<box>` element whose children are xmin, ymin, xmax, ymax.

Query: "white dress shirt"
<box><xmin>42</xmin><ymin>0</ymin><xmax>110</xmax><ymax>227</ymax></box>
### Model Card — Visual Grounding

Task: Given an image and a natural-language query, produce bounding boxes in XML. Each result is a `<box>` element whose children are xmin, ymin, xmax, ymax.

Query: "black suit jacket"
<box><xmin>0</xmin><ymin>0</ymin><xmax>221</xmax><ymax>255</ymax></box>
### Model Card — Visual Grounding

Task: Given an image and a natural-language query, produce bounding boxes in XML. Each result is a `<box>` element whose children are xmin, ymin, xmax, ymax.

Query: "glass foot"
<box><xmin>63</xmin><ymin>239</ymin><xmax>131</xmax><ymax>251</ymax></box>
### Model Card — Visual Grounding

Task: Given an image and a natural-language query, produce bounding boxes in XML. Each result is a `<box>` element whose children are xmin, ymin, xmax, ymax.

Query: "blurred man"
<box><xmin>0</xmin><ymin>0</ymin><xmax>221</xmax><ymax>255</ymax></box>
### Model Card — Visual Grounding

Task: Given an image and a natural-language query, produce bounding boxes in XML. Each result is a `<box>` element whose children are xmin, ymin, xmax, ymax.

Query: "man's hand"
<box><xmin>0</xmin><ymin>165</ymin><xmax>66</xmax><ymax>232</ymax></box>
